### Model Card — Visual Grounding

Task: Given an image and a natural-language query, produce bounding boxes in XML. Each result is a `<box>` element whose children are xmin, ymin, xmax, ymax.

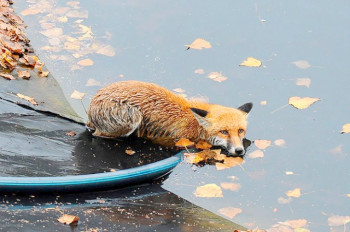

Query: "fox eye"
<box><xmin>220</xmin><ymin>130</ymin><xmax>229</xmax><ymax>135</ymax></box>
<box><xmin>238</xmin><ymin>129</ymin><xmax>244</xmax><ymax>134</ymax></box>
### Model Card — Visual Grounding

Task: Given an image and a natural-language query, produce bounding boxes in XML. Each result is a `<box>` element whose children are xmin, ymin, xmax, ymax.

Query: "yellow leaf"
<box><xmin>288</xmin><ymin>96</ymin><xmax>320</xmax><ymax>109</ymax></box>
<box><xmin>196</xmin><ymin>141</ymin><xmax>212</xmax><ymax>150</ymax></box>
<box><xmin>254</xmin><ymin>139</ymin><xmax>271</xmax><ymax>149</ymax></box>
<box><xmin>218</xmin><ymin>207</ymin><xmax>242</xmax><ymax>219</ymax></box>
<box><xmin>286</xmin><ymin>188</ymin><xmax>301</xmax><ymax>198</ymax></box>
<box><xmin>57</xmin><ymin>214</ymin><xmax>79</xmax><ymax>224</ymax></box>
<box><xmin>220</xmin><ymin>182</ymin><xmax>241</xmax><ymax>191</ymax></box>
<box><xmin>294</xmin><ymin>228</ymin><xmax>310</xmax><ymax>232</ymax></box>
<box><xmin>175</xmin><ymin>138</ymin><xmax>195</xmax><ymax>147</ymax></box>
<box><xmin>296</xmin><ymin>78</ymin><xmax>311</xmax><ymax>88</ymax></box>
<box><xmin>77</xmin><ymin>58</ymin><xmax>94</xmax><ymax>66</ymax></box>
<box><xmin>194</xmin><ymin>184</ymin><xmax>223</xmax><ymax>198</ymax></box>
<box><xmin>248</xmin><ymin>150</ymin><xmax>264</xmax><ymax>159</ymax></box>
<box><xmin>70</xmin><ymin>90</ymin><xmax>86</xmax><ymax>100</ymax></box>
<box><xmin>341</xmin><ymin>124</ymin><xmax>350</xmax><ymax>134</ymax></box>
<box><xmin>347</xmin><ymin>194</ymin><xmax>350</xmax><ymax>197</ymax></box>
<box><xmin>239</xmin><ymin>57</ymin><xmax>262</xmax><ymax>67</ymax></box>
<box><xmin>16</xmin><ymin>93</ymin><xmax>38</xmax><ymax>106</ymax></box>
<box><xmin>185</xmin><ymin>38</ymin><xmax>211</xmax><ymax>50</ymax></box>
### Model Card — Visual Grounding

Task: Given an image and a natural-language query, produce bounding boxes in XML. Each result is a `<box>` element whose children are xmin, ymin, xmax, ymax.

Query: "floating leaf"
<box><xmin>294</xmin><ymin>228</ymin><xmax>310</xmax><ymax>232</ymax></box>
<box><xmin>40</xmin><ymin>28</ymin><xmax>63</xmax><ymax>38</ymax></box>
<box><xmin>341</xmin><ymin>124</ymin><xmax>350</xmax><ymax>134</ymax></box>
<box><xmin>218</xmin><ymin>207</ymin><xmax>242</xmax><ymax>219</ymax></box>
<box><xmin>296</xmin><ymin>78</ymin><xmax>311</xmax><ymax>88</ymax></box>
<box><xmin>260</xmin><ymin>100</ymin><xmax>267</xmax><ymax>105</ymax></box>
<box><xmin>196</xmin><ymin>141</ymin><xmax>212</xmax><ymax>150</ymax></box>
<box><xmin>292</xmin><ymin>60</ymin><xmax>311</xmax><ymax>69</ymax></box>
<box><xmin>216</xmin><ymin>157</ymin><xmax>244</xmax><ymax>170</ymax></box>
<box><xmin>70</xmin><ymin>90</ymin><xmax>86</xmax><ymax>100</ymax></box>
<box><xmin>57</xmin><ymin>214</ymin><xmax>79</xmax><ymax>225</ymax></box>
<box><xmin>254</xmin><ymin>140</ymin><xmax>271</xmax><ymax>149</ymax></box>
<box><xmin>86</xmin><ymin>78</ymin><xmax>102</xmax><ymax>87</ymax></box>
<box><xmin>175</xmin><ymin>138</ymin><xmax>195</xmax><ymax>147</ymax></box>
<box><xmin>286</xmin><ymin>188</ymin><xmax>301</xmax><ymax>198</ymax></box>
<box><xmin>96</xmin><ymin>44</ymin><xmax>116</xmax><ymax>57</ymax></box>
<box><xmin>286</xmin><ymin>219</ymin><xmax>308</xmax><ymax>229</ymax></box>
<box><xmin>274</xmin><ymin>139</ymin><xmax>286</xmax><ymax>147</ymax></box>
<box><xmin>220</xmin><ymin>182</ymin><xmax>241</xmax><ymax>191</ymax></box>
<box><xmin>185</xmin><ymin>38</ymin><xmax>211</xmax><ymax>50</ymax></box>
<box><xmin>248</xmin><ymin>150</ymin><xmax>264</xmax><ymax>159</ymax></box>
<box><xmin>16</xmin><ymin>93</ymin><xmax>38</xmax><ymax>106</ymax></box>
<box><xmin>207</xmin><ymin>72</ymin><xmax>227</xmax><ymax>82</ymax></box>
<box><xmin>239</xmin><ymin>57</ymin><xmax>262</xmax><ymax>67</ymax></box>
<box><xmin>194</xmin><ymin>184</ymin><xmax>223</xmax><ymax>198</ymax></box>
<box><xmin>21</xmin><ymin>7</ymin><xmax>42</xmax><ymax>16</ymax></box>
<box><xmin>77</xmin><ymin>58</ymin><xmax>94</xmax><ymax>66</ymax></box>
<box><xmin>125</xmin><ymin>149</ymin><xmax>135</xmax><ymax>155</ymax></box>
<box><xmin>288</xmin><ymin>96</ymin><xmax>320</xmax><ymax>109</ymax></box>
<box><xmin>328</xmin><ymin>215</ymin><xmax>350</xmax><ymax>227</ymax></box>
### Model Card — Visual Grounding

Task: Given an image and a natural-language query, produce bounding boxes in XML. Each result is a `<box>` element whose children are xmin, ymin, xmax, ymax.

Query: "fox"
<box><xmin>87</xmin><ymin>81</ymin><xmax>253</xmax><ymax>156</ymax></box>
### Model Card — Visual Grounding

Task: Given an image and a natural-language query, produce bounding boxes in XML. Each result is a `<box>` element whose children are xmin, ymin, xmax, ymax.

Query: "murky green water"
<box><xmin>11</xmin><ymin>0</ymin><xmax>350</xmax><ymax>231</ymax></box>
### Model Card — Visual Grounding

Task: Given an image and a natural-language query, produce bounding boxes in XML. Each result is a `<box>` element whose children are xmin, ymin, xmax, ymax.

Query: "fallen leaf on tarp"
<box><xmin>57</xmin><ymin>214</ymin><xmax>79</xmax><ymax>225</ymax></box>
<box><xmin>292</xmin><ymin>60</ymin><xmax>311</xmax><ymax>69</ymax></box>
<box><xmin>77</xmin><ymin>58</ymin><xmax>94</xmax><ymax>66</ymax></box>
<box><xmin>248</xmin><ymin>150</ymin><xmax>264</xmax><ymax>159</ymax></box>
<box><xmin>254</xmin><ymin>140</ymin><xmax>271</xmax><ymax>149</ymax></box>
<box><xmin>125</xmin><ymin>149</ymin><xmax>135</xmax><ymax>155</ymax></box>
<box><xmin>66</xmin><ymin>131</ymin><xmax>76</xmax><ymax>137</ymax></box>
<box><xmin>0</xmin><ymin>72</ymin><xmax>15</xmax><ymax>80</ymax></box>
<box><xmin>207</xmin><ymin>72</ymin><xmax>227</xmax><ymax>82</ymax></box>
<box><xmin>274</xmin><ymin>139</ymin><xmax>286</xmax><ymax>147</ymax></box>
<box><xmin>288</xmin><ymin>96</ymin><xmax>320</xmax><ymax>109</ymax></box>
<box><xmin>175</xmin><ymin>138</ymin><xmax>194</xmax><ymax>148</ymax></box>
<box><xmin>194</xmin><ymin>184</ymin><xmax>223</xmax><ymax>198</ymax></box>
<box><xmin>196</xmin><ymin>141</ymin><xmax>212</xmax><ymax>150</ymax></box>
<box><xmin>218</xmin><ymin>207</ymin><xmax>242</xmax><ymax>219</ymax></box>
<box><xmin>296</xmin><ymin>78</ymin><xmax>311</xmax><ymax>88</ymax></box>
<box><xmin>220</xmin><ymin>182</ymin><xmax>241</xmax><ymax>191</ymax></box>
<box><xmin>16</xmin><ymin>93</ymin><xmax>38</xmax><ymax>106</ymax></box>
<box><xmin>239</xmin><ymin>57</ymin><xmax>262</xmax><ymax>67</ymax></box>
<box><xmin>17</xmin><ymin>70</ymin><xmax>30</xmax><ymax>79</ymax></box>
<box><xmin>286</xmin><ymin>188</ymin><xmax>301</xmax><ymax>198</ymax></box>
<box><xmin>70</xmin><ymin>90</ymin><xmax>86</xmax><ymax>100</ymax></box>
<box><xmin>341</xmin><ymin>124</ymin><xmax>350</xmax><ymax>134</ymax></box>
<box><xmin>185</xmin><ymin>38</ymin><xmax>211</xmax><ymax>50</ymax></box>
<box><xmin>327</xmin><ymin>215</ymin><xmax>350</xmax><ymax>227</ymax></box>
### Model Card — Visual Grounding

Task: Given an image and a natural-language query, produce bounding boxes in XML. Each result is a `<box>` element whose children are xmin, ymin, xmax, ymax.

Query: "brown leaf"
<box><xmin>194</xmin><ymin>184</ymin><xmax>223</xmax><ymax>198</ymax></box>
<box><xmin>254</xmin><ymin>140</ymin><xmax>271</xmax><ymax>149</ymax></box>
<box><xmin>185</xmin><ymin>38</ymin><xmax>211</xmax><ymax>50</ymax></box>
<box><xmin>341</xmin><ymin>124</ymin><xmax>350</xmax><ymax>134</ymax></box>
<box><xmin>217</xmin><ymin>207</ymin><xmax>242</xmax><ymax>219</ymax></box>
<box><xmin>220</xmin><ymin>182</ymin><xmax>241</xmax><ymax>191</ymax></box>
<box><xmin>57</xmin><ymin>214</ymin><xmax>79</xmax><ymax>225</ymax></box>
<box><xmin>66</xmin><ymin>131</ymin><xmax>76</xmax><ymax>137</ymax></box>
<box><xmin>196</xmin><ymin>141</ymin><xmax>212</xmax><ymax>150</ymax></box>
<box><xmin>248</xmin><ymin>150</ymin><xmax>264</xmax><ymax>159</ymax></box>
<box><xmin>70</xmin><ymin>90</ymin><xmax>86</xmax><ymax>100</ymax></box>
<box><xmin>239</xmin><ymin>57</ymin><xmax>262</xmax><ymax>67</ymax></box>
<box><xmin>286</xmin><ymin>188</ymin><xmax>301</xmax><ymax>198</ymax></box>
<box><xmin>288</xmin><ymin>96</ymin><xmax>320</xmax><ymax>109</ymax></box>
<box><xmin>77</xmin><ymin>58</ymin><xmax>94</xmax><ymax>66</ymax></box>
<box><xmin>175</xmin><ymin>138</ymin><xmax>195</xmax><ymax>148</ymax></box>
<box><xmin>16</xmin><ymin>93</ymin><xmax>38</xmax><ymax>106</ymax></box>
<box><xmin>17</xmin><ymin>70</ymin><xmax>30</xmax><ymax>79</ymax></box>
<box><xmin>125</xmin><ymin>149</ymin><xmax>135</xmax><ymax>155</ymax></box>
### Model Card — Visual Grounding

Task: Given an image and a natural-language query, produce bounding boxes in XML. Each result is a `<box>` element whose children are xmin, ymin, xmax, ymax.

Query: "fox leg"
<box><xmin>88</xmin><ymin>100</ymin><xmax>142</xmax><ymax>138</ymax></box>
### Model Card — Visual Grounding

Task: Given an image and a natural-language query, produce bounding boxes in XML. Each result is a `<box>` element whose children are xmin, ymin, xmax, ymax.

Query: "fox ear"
<box><xmin>190</xmin><ymin>108</ymin><xmax>211</xmax><ymax>128</ymax></box>
<box><xmin>238</xmin><ymin>102</ymin><xmax>253</xmax><ymax>114</ymax></box>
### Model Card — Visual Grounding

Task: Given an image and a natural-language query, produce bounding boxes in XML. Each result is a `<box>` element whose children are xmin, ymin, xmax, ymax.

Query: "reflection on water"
<box><xmin>11</xmin><ymin>0</ymin><xmax>350</xmax><ymax>231</ymax></box>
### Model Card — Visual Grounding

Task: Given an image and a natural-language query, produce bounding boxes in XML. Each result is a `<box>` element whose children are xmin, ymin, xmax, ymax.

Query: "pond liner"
<box><xmin>0</xmin><ymin>153</ymin><xmax>183</xmax><ymax>193</ymax></box>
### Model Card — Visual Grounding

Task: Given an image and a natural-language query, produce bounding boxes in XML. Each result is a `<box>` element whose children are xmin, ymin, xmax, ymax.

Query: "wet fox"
<box><xmin>87</xmin><ymin>81</ymin><xmax>252</xmax><ymax>156</ymax></box>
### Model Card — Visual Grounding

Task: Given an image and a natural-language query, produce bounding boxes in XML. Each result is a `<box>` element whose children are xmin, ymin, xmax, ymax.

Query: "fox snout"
<box><xmin>227</xmin><ymin>145</ymin><xmax>245</xmax><ymax>156</ymax></box>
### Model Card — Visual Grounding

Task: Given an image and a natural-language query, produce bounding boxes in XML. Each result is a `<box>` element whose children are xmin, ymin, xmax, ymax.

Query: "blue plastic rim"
<box><xmin>0</xmin><ymin>153</ymin><xmax>183</xmax><ymax>193</ymax></box>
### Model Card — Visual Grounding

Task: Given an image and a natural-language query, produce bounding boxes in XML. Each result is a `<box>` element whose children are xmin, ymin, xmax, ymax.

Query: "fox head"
<box><xmin>190</xmin><ymin>102</ymin><xmax>253</xmax><ymax>156</ymax></box>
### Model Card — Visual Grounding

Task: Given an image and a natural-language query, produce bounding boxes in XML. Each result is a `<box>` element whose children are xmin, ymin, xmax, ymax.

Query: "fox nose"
<box><xmin>235</xmin><ymin>147</ymin><xmax>244</xmax><ymax>155</ymax></box>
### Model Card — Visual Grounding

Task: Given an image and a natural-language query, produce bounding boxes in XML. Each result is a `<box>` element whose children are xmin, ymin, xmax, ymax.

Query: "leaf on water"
<box><xmin>0</xmin><ymin>72</ymin><xmax>15</xmax><ymax>80</ymax></box>
<box><xmin>175</xmin><ymin>138</ymin><xmax>195</xmax><ymax>148</ymax></box>
<box><xmin>66</xmin><ymin>10</ymin><xmax>89</xmax><ymax>19</ymax></box>
<box><xmin>296</xmin><ymin>78</ymin><xmax>311</xmax><ymax>88</ymax></box>
<box><xmin>40</xmin><ymin>28</ymin><xmax>63</xmax><ymax>38</ymax></box>
<box><xmin>286</xmin><ymin>219</ymin><xmax>308</xmax><ymax>229</ymax></box>
<box><xmin>196</xmin><ymin>141</ymin><xmax>212</xmax><ymax>150</ymax></box>
<box><xmin>260</xmin><ymin>100</ymin><xmax>267</xmax><ymax>105</ymax></box>
<box><xmin>207</xmin><ymin>72</ymin><xmax>227</xmax><ymax>82</ymax></box>
<box><xmin>194</xmin><ymin>68</ymin><xmax>205</xmax><ymax>74</ymax></box>
<box><xmin>254</xmin><ymin>139</ymin><xmax>271</xmax><ymax>149</ymax></box>
<box><xmin>294</xmin><ymin>228</ymin><xmax>310</xmax><ymax>232</ymax></box>
<box><xmin>186</xmin><ymin>149</ymin><xmax>222</xmax><ymax>164</ymax></box>
<box><xmin>216</xmin><ymin>157</ymin><xmax>244</xmax><ymax>170</ymax></box>
<box><xmin>274</xmin><ymin>139</ymin><xmax>286</xmax><ymax>147</ymax></box>
<box><xmin>17</xmin><ymin>70</ymin><xmax>30</xmax><ymax>79</ymax></box>
<box><xmin>286</xmin><ymin>188</ymin><xmax>301</xmax><ymax>198</ymax></box>
<box><xmin>220</xmin><ymin>182</ymin><xmax>241</xmax><ymax>191</ymax></box>
<box><xmin>292</xmin><ymin>60</ymin><xmax>311</xmax><ymax>69</ymax></box>
<box><xmin>96</xmin><ymin>44</ymin><xmax>116</xmax><ymax>57</ymax></box>
<box><xmin>185</xmin><ymin>38</ymin><xmax>211</xmax><ymax>50</ymax></box>
<box><xmin>77</xmin><ymin>58</ymin><xmax>94</xmax><ymax>66</ymax></box>
<box><xmin>70</xmin><ymin>90</ymin><xmax>86</xmax><ymax>100</ymax></box>
<box><xmin>66</xmin><ymin>131</ymin><xmax>76</xmax><ymax>137</ymax></box>
<box><xmin>288</xmin><ymin>96</ymin><xmax>320</xmax><ymax>109</ymax></box>
<box><xmin>328</xmin><ymin>215</ymin><xmax>350</xmax><ymax>227</ymax></box>
<box><xmin>341</xmin><ymin>124</ymin><xmax>350</xmax><ymax>134</ymax></box>
<box><xmin>16</xmin><ymin>93</ymin><xmax>38</xmax><ymax>106</ymax></box>
<box><xmin>248</xmin><ymin>150</ymin><xmax>264</xmax><ymax>159</ymax></box>
<box><xmin>57</xmin><ymin>214</ymin><xmax>79</xmax><ymax>225</ymax></box>
<box><xmin>239</xmin><ymin>57</ymin><xmax>262</xmax><ymax>67</ymax></box>
<box><xmin>217</xmin><ymin>207</ymin><xmax>242</xmax><ymax>219</ymax></box>
<box><xmin>277</xmin><ymin>196</ymin><xmax>292</xmax><ymax>204</ymax></box>
<box><xmin>194</xmin><ymin>184</ymin><xmax>223</xmax><ymax>198</ymax></box>
<box><xmin>125</xmin><ymin>149</ymin><xmax>135</xmax><ymax>155</ymax></box>
<box><xmin>21</xmin><ymin>7</ymin><xmax>42</xmax><ymax>16</ymax></box>
<box><xmin>86</xmin><ymin>78</ymin><xmax>102</xmax><ymax>87</ymax></box>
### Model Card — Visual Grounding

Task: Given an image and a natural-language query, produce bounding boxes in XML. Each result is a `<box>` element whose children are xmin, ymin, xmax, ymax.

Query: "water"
<box><xmin>10</xmin><ymin>0</ymin><xmax>350</xmax><ymax>231</ymax></box>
